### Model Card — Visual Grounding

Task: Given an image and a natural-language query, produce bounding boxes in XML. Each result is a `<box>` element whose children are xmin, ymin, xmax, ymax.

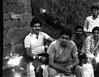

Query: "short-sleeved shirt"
<box><xmin>47</xmin><ymin>40</ymin><xmax>78</xmax><ymax>64</ymax></box>
<box><xmin>24</xmin><ymin>32</ymin><xmax>50</xmax><ymax>55</ymax></box>
<box><xmin>82</xmin><ymin>35</ymin><xmax>99</xmax><ymax>56</ymax></box>
<box><xmin>84</xmin><ymin>15</ymin><xmax>99</xmax><ymax>32</ymax></box>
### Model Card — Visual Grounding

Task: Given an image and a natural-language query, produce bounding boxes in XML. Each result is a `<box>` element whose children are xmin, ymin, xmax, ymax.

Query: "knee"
<box><xmin>73</xmin><ymin>65</ymin><xmax>82</xmax><ymax>77</ymax></box>
<box><xmin>74</xmin><ymin>65</ymin><xmax>82</xmax><ymax>71</ymax></box>
<box><xmin>48</xmin><ymin>67</ymin><xmax>57</xmax><ymax>77</ymax></box>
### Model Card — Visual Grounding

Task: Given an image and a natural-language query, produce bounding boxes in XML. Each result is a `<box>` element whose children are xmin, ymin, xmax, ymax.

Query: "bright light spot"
<box><xmin>7</xmin><ymin>56</ymin><xmax>23</xmax><ymax>67</ymax></box>
<box><xmin>55</xmin><ymin>74</ymin><xmax>63</xmax><ymax>77</ymax></box>
<box><xmin>95</xmin><ymin>54</ymin><xmax>99</xmax><ymax>63</ymax></box>
<box><xmin>55</xmin><ymin>75</ymin><xmax>60</xmax><ymax>77</ymax></box>
<box><xmin>14</xmin><ymin>72</ymin><xmax>21</xmax><ymax>77</ymax></box>
<box><xmin>40</xmin><ymin>8</ymin><xmax>46</xmax><ymax>13</ymax></box>
<box><xmin>42</xmin><ymin>9</ymin><xmax>46</xmax><ymax>13</ymax></box>
<box><xmin>86</xmin><ymin>54</ymin><xmax>95</xmax><ymax>58</ymax></box>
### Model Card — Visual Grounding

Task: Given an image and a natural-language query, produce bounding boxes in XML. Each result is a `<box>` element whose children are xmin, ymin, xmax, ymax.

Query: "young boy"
<box><xmin>81</xmin><ymin>26</ymin><xmax>99</xmax><ymax>77</ymax></box>
<box><xmin>81</xmin><ymin>53</ymin><xmax>94</xmax><ymax>77</ymax></box>
<box><xmin>84</xmin><ymin>5</ymin><xmax>99</xmax><ymax>36</ymax></box>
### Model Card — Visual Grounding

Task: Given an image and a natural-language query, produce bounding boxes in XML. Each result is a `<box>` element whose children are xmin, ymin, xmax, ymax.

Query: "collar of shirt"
<box><xmin>98</xmin><ymin>15</ymin><xmax>99</xmax><ymax>18</ymax></box>
<box><xmin>91</xmin><ymin>15</ymin><xmax>99</xmax><ymax>19</ymax></box>
<box><xmin>29</xmin><ymin>32</ymin><xmax>42</xmax><ymax>36</ymax></box>
<box><xmin>28</xmin><ymin>32</ymin><xmax>39</xmax><ymax>40</ymax></box>
<box><xmin>28</xmin><ymin>32</ymin><xmax>34</xmax><ymax>36</ymax></box>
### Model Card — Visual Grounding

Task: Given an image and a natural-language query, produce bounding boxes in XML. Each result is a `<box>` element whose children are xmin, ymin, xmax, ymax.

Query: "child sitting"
<box><xmin>79</xmin><ymin>53</ymin><xmax>94</xmax><ymax>77</ymax></box>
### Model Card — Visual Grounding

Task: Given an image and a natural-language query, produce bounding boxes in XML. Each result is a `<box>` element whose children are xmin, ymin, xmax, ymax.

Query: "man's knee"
<box><xmin>74</xmin><ymin>65</ymin><xmax>82</xmax><ymax>71</ymax></box>
<box><xmin>48</xmin><ymin>67</ymin><xmax>57</xmax><ymax>77</ymax></box>
<box><xmin>73</xmin><ymin>65</ymin><xmax>82</xmax><ymax>77</ymax></box>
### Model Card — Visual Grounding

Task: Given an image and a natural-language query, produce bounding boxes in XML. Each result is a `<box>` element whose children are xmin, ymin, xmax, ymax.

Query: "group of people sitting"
<box><xmin>24</xmin><ymin>4</ymin><xmax>99</xmax><ymax>77</ymax></box>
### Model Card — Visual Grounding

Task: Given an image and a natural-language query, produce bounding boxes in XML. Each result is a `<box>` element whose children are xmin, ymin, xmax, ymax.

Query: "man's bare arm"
<box><xmin>72</xmin><ymin>54</ymin><xmax>79</xmax><ymax>67</ymax></box>
<box><xmin>48</xmin><ymin>37</ymin><xmax>55</xmax><ymax>42</ymax></box>
<box><xmin>48</xmin><ymin>53</ymin><xmax>66</xmax><ymax>73</ymax></box>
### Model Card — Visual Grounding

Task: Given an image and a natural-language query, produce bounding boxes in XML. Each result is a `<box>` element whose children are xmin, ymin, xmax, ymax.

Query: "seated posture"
<box><xmin>24</xmin><ymin>18</ymin><xmax>54</xmax><ymax>77</ymax></box>
<box><xmin>81</xmin><ymin>26</ymin><xmax>99</xmax><ymax>76</ymax></box>
<box><xmin>47</xmin><ymin>28</ymin><xmax>81</xmax><ymax>77</ymax></box>
<box><xmin>71</xmin><ymin>26</ymin><xmax>86</xmax><ymax>66</ymax></box>
<box><xmin>80</xmin><ymin>53</ymin><xmax>94</xmax><ymax>77</ymax></box>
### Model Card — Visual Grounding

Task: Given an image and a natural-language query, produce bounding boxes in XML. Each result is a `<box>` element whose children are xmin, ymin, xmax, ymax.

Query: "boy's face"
<box><xmin>92</xmin><ymin>9</ymin><xmax>99</xmax><ymax>17</ymax></box>
<box><xmin>75</xmin><ymin>28</ymin><xmax>83</xmax><ymax>36</ymax></box>
<box><xmin>32</xmin><ymin>23</ymin><xmax>41</xmax><ymax>32</ymax></box>
<box><xmin>59</xmin><ymin>35</ymin><xmax>70</xmax><ymax>47</ymax></box>
<box><xmin>93</xmin><ymin>30</ymin><xmax>99</xmax><ymax>39</ymax></box>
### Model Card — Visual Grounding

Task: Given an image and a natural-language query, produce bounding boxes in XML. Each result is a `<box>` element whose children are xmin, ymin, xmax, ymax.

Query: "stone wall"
<box><xmin>3</xmin><ymin>0</ymin><xmax>64</xmax><ymax>58</ymax></box>
<box><xmin>3</xmin><ymin>0</ymin><xmax>32</xmax><ymax>57</ymax></box>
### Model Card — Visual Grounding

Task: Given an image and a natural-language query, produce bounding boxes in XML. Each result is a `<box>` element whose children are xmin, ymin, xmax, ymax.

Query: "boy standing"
<box><xmin>84</xmin><ymin>5</ymin><xmax>99</xmax><ymax>36</ymax></box>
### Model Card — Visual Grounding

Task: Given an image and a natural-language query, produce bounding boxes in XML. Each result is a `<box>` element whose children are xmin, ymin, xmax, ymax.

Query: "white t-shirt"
<box><xmin>82</xmin><ymin>63</ymin><xmax>94</xmax><ymax>77</ymax></box>
<box><xmin>84</xmin><ymin>15</ymin><xmax>99</xmax><ymax>32</ymax></box>
<box><xmin>24</xmin><ymin>32</ymin><xmax>50</xmax><ymax>55</ymax></box>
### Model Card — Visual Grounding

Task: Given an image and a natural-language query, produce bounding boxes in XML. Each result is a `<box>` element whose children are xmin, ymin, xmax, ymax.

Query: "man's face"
<box><xmin>93</xmin><ymin>30</ymin><xmax>99</xmax><ymax>39</ymax></box>
<box><xmin>92</xmin><ymin>9</ymin><xmax>98</xmax><ymax>17</ymax></box>
<box><xmin>75</xmin><ymin>28</ymin><xmax>83</xmax><ymax>37</ymax></box>
<box><xmin>32</xmin><ymin>23</ymin><xmax>41</xmax><ymax>32</ymax></box>
<box><xmin>59</xmin><ymin>35</ymin><xmax>70</xmax><ymax>47</ymax></box>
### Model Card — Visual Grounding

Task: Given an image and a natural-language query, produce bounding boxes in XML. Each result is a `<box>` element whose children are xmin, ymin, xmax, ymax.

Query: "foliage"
<box><xmin>31</xmin><ymin>0</ymin><xmax>99</xmax><ymax>31</ymax></box>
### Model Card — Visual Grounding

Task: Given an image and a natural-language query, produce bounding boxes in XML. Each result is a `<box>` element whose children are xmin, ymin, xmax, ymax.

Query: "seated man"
<box><xmin>24</xmin><ymin>18</ymin><xmax>54</xmax><ymax>77</ymax></box>
<box><xmin>71</xmin><ymin>25</ymin><xmax>86</xmax><ymax>65</ymax></box>
<box><xmin>82</xmin><ymin>26</ymin><xmax>99</xmax><ymax>72</ymax></box>
<box><xmin>47</xmin><ymin>28</ymin><xmax>81</xmax><ymax>77</ymax></box>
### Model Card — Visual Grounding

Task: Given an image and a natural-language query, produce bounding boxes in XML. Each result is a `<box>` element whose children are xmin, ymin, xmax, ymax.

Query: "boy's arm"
<box><xmin>24</xmin><ymin>36</ymin><xmax>35</xmax><ymax>59</ymax></box>
<box><xmin>93</xmin><ymin>40</ymin><xmax>99</xmax><ymax>56</ymax></box>
<box><xmin>48</xmin><ymin>37</ymin><xmax>55</xmax><ymax>42</ymax></box>
<box><xmin>84</xmin><ymin>18</ymin><xmax>89</xmax><ymax>32</ymax></box>
<box><xmin>43</xmin><ymin>32</ymin><xmax>55</xmax><ymax>42</ymax></box>
<box><xmin>25</xmin><ymin>48</ymin><xmax>34</xmax><ymax>58</ymax></box>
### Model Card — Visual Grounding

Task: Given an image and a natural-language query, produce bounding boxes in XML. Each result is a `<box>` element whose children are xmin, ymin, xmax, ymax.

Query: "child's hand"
<box><xmin>65</xmin><ymin>65</ymin><xmax>73</xmax><ymax>71</ymax></box>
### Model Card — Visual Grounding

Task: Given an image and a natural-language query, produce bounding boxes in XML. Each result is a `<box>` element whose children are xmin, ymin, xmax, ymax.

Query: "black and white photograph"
<box><xmin>3</xmin><ymin>0</ymin><xmax>99</xmax><ymax>77</ymax></box>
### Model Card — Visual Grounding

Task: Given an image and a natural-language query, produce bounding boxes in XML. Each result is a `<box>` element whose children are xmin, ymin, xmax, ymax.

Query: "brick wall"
<box><xmin>3</xmin><ymin>0</ymin><xmax>61</xmax><ymax>58</ymax></box>
<box><xmin>3</xmin><ymin>0</ymin><xmax>32</xmax><ymax>57</ymax></box>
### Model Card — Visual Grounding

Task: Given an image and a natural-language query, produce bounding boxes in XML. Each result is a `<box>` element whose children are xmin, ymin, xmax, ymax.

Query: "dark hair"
<box><xmin>75</xmin><ymin>26</ymin><xmax>83</xmax><ymax>31</ymax></box>
<box><xmin>30</xmin><ymin>18</ymin><xmax>42</xmax><ymax>27</ymax></box>
<box><xmin>92</xmin><ymin>26</ymin><xmax>99</xmax><ymax>34</ymax></box>
<box><xmin>91</xmin><ymin>5</ymin><xmax>99</xmax><ymax>11</ymax></box>
<box><xmin>79</xmin><ymin>53</ymin><xmax>88</xmax><ymax>64</ymax></box>
<box><xmin>60</xmin><ymin>28</ymin><xmax>72</xmax><ymax>39</ymax></box>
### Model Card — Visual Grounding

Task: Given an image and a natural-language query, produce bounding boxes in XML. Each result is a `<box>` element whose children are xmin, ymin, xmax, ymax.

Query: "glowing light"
<box><xmin>95</xmin><ymin>54</ymin><xmax>99</xmax><ymax>63</ymax></box>
<box><xmin>14</xmin><ymin>72</ymin><xmax>21</xmax><ymax>77</ymax></box>
<box><xmin>7</xmin><ymin>56</ymin><xmax>23</xmax><ymax>67</ymax></box>
<box><xmin>40</xmin><ymin>8</ymin><xmax>46</xmax><ymax>14</ymax></box>
<box><xmin>41</xmin><ymin>9</ymin><xmax>46</xmax><ymax>13</ymax></box>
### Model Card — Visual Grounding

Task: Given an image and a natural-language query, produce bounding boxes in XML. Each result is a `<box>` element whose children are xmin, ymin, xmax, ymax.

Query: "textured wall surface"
<box><xmin>3</xmin><ymin>0</ymin><xmax>58</xmax><ymax>58</ymax></box>
<box><xmin>3</xmin><ymin>0</ymin><xmax>32</xmax><ymax>57</ymax></box>
<box><xmin>3</xmin><ymin>0</ymin><xmax>99</xmax><ymax>58</ymax></box>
